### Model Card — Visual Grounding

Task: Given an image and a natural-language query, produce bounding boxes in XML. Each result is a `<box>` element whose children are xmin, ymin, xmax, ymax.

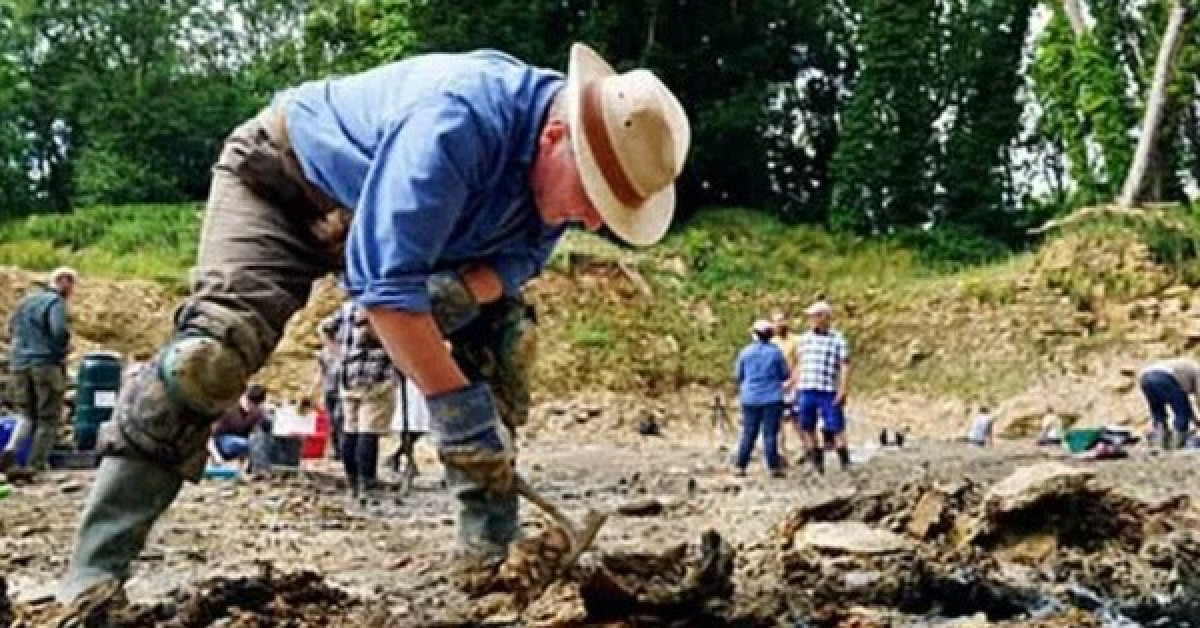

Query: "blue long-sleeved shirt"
<box><xmin>277</xmin><ymin>50</ymin><xmax>568</xmax><ymax>312</ymax></box>
<box><xmin>8</xmin><ymin>285</ymin><xmax>70</xmax><ymax>369</ymax></box>
<box><xmin>734</xmin><ymin>340</ymin><xmax>790</xmax><ymax>405</ymax></box>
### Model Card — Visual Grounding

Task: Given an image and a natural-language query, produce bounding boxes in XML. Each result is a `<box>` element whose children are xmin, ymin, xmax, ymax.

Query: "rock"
<box><xmin>799</xmin><ymin>522</ymin><xmax>911</xmax><ymax>555</ymax></box>
<box><xmin>1184</xmin><ymin>327</ymin><xmax>1200</xmax><ymax>350</ymax></box>
<box><xmin>659</xmin><ymin>256</ymin><xmax>689</xmax><ymax>278</ymax></box>
<box><xmin>982</xmin><ymin>463</ymin><xmax>1095</xmax><ymax>515</ymax></box>
<box><xmin>617</xmin><ymin>498</ymin><xmax>664</xmax><ymax>517</ymax></box>
<box><xmin>1140</xmin><ymin>536</ymin><xmax>1175</xmax><ymax>568</ymax></box>
<box><xmin>940</xmin><ymin>614</ymin><xmax>991</xmax><ymax>628</ymax></box>
<box><xmin>525</xmin><ymin>581</ymin><xmax>587</xmax><ymax>627</ymax></box>
<box><xmin>907</xmin><ymin>490</ymin><xmax>948</xmax><ymax>540</ymax></box>
<box><xmin>584</xmin><ymin>530</ymin><xmax>734</xmax><ymax>613</ymax></box>
<box><xmin>994</xmin><ymin>531</ymin><xmax>1058</xmax><ymax>565</ymax></box>
<box><xmin>1164</xmin><ymin>285</ymin><xmax>1191</xmax><ymax>299</ymax></box>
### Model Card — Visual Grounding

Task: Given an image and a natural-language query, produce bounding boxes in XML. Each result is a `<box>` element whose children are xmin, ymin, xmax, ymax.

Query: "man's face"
<box><xmin>531</xmin><ymin>119</ymin><xmax>605</xmax><ymax>232</ymax></box>
<box><xmin>772</xmin><ymin>317</ymin><xmax>788</xmax><ymax>336</ymax></box>
<box><xmin>809</xmin><ymin>312</ymin><xmax>830</xmax><ymax>331</ymax></box>
<box><xmin>57</xmin><ymin>276</ymin><xmax>76</xmax><ymax>299</ymax></box>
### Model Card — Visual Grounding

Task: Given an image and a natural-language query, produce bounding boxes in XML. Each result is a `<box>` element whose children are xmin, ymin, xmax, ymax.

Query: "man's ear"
<box><xmin>540</xmin><ymin>118</ymin><xmax>568</xmax><ymax>147</ymax></box>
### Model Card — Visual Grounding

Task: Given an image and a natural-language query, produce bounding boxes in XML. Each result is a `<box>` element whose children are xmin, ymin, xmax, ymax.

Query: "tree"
<box><xmin>830</xmin><ymin>0</ymin><xmax>941</xmax><ymax>234</ymax></box>
<box><xmin>937</xmin><ymin>0</ymin><xmax>1036</xmax><ymax>239</ymax></box>
<box><xmin>1118</xmin><ymin>1</ymin><xmax>1190</xmax><ymax>207</ymax></box>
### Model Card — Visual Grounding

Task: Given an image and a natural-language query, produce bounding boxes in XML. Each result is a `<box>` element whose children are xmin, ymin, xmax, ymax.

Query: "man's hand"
<box><xmin>835</xmin><ymin>389</ymin><xmax>848</xmax><ymax>406</ymax></box>
<box><xmin>426</xmin><ymin>382</ymin><xmax>515</xmax><ymax>497</ymax></box>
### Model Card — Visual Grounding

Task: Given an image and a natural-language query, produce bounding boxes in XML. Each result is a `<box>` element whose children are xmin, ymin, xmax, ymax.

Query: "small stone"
<box><xmin>799</xmin><ymin>522</ymin><xmax>911</xmax><ymax>555</ymax></box>
<box><xmin>617</xmin><ymin>498</ymin><xmax>664</xmax><ymax>517</ymax></box>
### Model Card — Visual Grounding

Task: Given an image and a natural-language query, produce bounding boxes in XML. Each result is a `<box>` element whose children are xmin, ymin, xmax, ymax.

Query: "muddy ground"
<box><xmin>5</xmin><ymin>431</ymin><xmax>1200</xmax><ymax>627</ymax></box>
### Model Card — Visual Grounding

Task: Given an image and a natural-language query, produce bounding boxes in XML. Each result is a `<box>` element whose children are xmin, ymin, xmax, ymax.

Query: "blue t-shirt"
<box><xmin>734</xmin><ymin>341</ymin><xmax>790</xmax><ymax>405</ymax></box>
<box><xmin>277</xmin><ymin>50</ymin><xmax>567</xmax><ymax>311</ymax></box>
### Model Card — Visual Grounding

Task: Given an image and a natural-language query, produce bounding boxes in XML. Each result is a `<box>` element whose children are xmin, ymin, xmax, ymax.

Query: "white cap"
<box><xmin>751</xmin><ymin>319</ymin><xmax>773</xmax><ymax>333</ymax></box>
<box><xmin>49</xmin><ymin>266</ymin><xmax>78</xmax><ymax>283</ymax></box>
<box><xmin>804</xmin><ymin>301</ymin><xmax>832</xmax><ymax>316</ymax></box>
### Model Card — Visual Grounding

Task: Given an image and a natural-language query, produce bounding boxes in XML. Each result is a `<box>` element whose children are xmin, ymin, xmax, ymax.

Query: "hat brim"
<box><xmin>565</xmin><ymin>43</ymin><xmax>675</xmax><ymax>248</ymax></box>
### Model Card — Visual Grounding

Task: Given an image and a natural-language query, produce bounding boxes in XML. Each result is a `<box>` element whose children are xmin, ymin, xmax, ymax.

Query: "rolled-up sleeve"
<box><xmin>344</xmin><ymin>93</ymin><xmax>492</xmax><ymax>312</ymax></box>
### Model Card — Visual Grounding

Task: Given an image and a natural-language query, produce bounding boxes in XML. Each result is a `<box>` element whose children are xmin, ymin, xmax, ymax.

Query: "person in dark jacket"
<box><xmin>209</xmin><ymin>384</ymin><xmax>269</xmax><ymax>461</ymax></box>
<box><xmin>1</xmin><ymin>267</ymin><xmax>77</xmax><ymax>479</ymax></box>
<box><xmin>733</xmin><ymin>319</ymin><xmax>790</xmax><ymax>478</ymax></box>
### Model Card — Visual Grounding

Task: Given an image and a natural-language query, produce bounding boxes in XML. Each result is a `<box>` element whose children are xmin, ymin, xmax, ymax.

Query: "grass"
<box><xmin>0</xmin><ymin>204</ymin><xmax>201</xmax><ymax>288</ymax></box>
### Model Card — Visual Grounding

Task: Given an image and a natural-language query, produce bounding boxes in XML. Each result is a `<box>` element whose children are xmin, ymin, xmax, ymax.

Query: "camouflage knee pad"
<box><xmin>97</xmin><ymin>336</ymin><xmax>250</xmax><ymax>481</ymax></box>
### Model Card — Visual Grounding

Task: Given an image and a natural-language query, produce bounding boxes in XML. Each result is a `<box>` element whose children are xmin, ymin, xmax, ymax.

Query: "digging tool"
<box><xmin>514</xmin><ymin>475</ymin><xmax>608</xmax><ymax>577</ymax></box>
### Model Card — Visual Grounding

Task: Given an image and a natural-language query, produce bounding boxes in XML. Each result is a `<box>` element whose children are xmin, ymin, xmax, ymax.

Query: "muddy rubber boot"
<box><xmin>0</xmin><ymin>450</ymin><xmax>14</xmax><ymax>474</ymax></box>
<box><xmin>836</xmin><ymin>447</ymin><xmax>851</xmax><ymax>470</ymax></box>
<box><xmin>59</xmin><ymin>457</ymin><xmax>183</xmax><ymax>603</ymax></box>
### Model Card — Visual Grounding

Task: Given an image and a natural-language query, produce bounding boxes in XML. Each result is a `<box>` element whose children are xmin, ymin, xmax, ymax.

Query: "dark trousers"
<box><xmin>324</xmin><ymin>389</ymin><xmax>342</xmax><ymax>459</ymax></box>
<box><xmin>1141</xmin><ymin>370</ymin><xmax>1194</xmax><ymax>433</ymax></box>
<box><xmin>341</xmin><ymin>433</ymin><xmax>379</xmax><ymax>491</ymax></box>
<box><xmin>735</xmin><ymin>402</ymin><xmax>783</xmax><ymax>470</ymax></box>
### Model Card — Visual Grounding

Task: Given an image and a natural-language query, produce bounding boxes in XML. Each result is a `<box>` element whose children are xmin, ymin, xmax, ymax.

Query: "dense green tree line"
<box><xmin>0</xmin><ymin>0</ymin><xmax>1196</xmax><ymax>257</ymax></box>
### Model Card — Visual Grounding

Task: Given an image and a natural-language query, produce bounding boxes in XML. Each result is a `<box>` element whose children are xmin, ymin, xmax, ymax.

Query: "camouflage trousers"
<box><xmin>7</xmin><ymin>364</ymin><xmax>67</xmax><ymax>471</ymax></box>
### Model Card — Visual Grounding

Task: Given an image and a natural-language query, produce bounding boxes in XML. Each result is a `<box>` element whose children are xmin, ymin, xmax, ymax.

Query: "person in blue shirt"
<box><xmin>58</xmin><ymin>42</ymin><xmax>690</xmax><ymax>606</ymax></box>
<box><xmin>733</xmin><ymin>320</ymin><xmax>790</xmax><ymax>478</ymax></box>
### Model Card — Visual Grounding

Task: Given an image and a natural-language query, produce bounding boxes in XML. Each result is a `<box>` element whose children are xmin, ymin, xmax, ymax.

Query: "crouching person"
<box><xmin>1139</xmin><ymin>357</ymin><xmax>1200</xmax><ymax>449</ymax></box>
<box><xmin>57</xmin><ymin>41</ymin><xmax>689</xmax><ymax>609</ymax></box>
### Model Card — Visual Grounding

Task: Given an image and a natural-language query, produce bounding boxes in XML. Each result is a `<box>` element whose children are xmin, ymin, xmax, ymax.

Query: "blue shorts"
<box><xmin>795</xmin><ymin>390</ymin><xmax>846</xmax><ymax>434</ymax></box>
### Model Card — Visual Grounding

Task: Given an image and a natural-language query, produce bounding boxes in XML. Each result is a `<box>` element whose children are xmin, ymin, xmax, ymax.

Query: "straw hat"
<box><xmin>564</xmin><ymin>43</ymin><xmax>690</xmax><ymax>247</ymax></box>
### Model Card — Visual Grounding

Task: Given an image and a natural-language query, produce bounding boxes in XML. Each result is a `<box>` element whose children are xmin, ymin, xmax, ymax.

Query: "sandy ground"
<box><xmin>4</xmin><ymin>430</ymin><xmax>1200</xmax><ymax>626</ymax></box>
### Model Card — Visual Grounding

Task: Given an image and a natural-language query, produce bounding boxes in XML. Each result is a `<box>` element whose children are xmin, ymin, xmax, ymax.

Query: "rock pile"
<box><xmin>770</xmin><ymin>462</ymin><xmax>1200</xmax><ymax>626</ymax></box>
<box><xmin>9</xmin><ymin>564</ymin><xmax>380</xmax><ymax>627</ymax></box>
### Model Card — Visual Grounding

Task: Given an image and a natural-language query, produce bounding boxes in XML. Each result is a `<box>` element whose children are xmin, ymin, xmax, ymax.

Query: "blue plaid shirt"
<box><xmin>797</xmin><ymin>329</ymin><xmax>849</xmax><ymax>392</ymax></box>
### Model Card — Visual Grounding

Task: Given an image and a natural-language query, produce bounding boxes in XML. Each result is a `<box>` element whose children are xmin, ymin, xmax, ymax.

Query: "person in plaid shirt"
<box><xmin>790</xmin><ymin>300</ymin><xmax>851</xmax><ymax>473</ymax></box>
<box><xmin>321</xmin><ymin>301</ymin><xmax>397</xmax><ymax>506</ymax></box>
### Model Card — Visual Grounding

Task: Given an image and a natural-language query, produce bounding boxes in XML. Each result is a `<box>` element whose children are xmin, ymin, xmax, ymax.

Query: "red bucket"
<box><xmin>302</xmin><ymin>408</ymin><xmax>330</xmax><ymax>459</ymax></box>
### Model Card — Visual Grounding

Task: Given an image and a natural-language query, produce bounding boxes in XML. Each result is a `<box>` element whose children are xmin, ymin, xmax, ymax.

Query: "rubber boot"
<box><xmin>1158</xmin><ymin>429</ymin><xmax>1174</xmax><ymax>450</ymax></box>
<box><xmin>1172</xmin><ymin>430</ymin><xmax>1189</xmax><ymax>451</ymax></box>
<box><xmin>59</xmin><ymin>457</ymin><xmax>183</xmax><ymax>603</ymax></box>
<box><xmin>808</xmin><ymin>448</ymin><xmax>825</xmax><ymax>474</ymax></box>
<box><xmin>836</xmin><ymin>446</ymin><xmax>851</xmax><ymax>470</ymax></box>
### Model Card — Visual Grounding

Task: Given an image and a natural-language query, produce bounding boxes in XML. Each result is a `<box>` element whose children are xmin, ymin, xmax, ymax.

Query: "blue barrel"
<box><xmin>73</xmin><ymin>351</ymin><xmax>122</xmax><ymax>450</ymax></box>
